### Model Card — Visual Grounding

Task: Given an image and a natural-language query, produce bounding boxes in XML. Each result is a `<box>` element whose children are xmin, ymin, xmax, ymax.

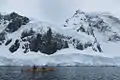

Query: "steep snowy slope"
<box><xmin>0</xmin><ymin>11</ymin><xmax>120</xmax><ymax>66</ymax></box>
<box><xmin>0</xmin><ymin>12</ymin><xmax>96</xmax><ymax>55</ymax></box>
<box><xmin>64</xmin><ymin>10</ymin><xmax>120</xmax><ymax>55</ymax></box>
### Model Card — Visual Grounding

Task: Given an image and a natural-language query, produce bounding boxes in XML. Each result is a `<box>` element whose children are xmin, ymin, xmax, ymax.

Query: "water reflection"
<box><xmin>0</xmin><ymin>66</ymin><xmax>120</xmax><ymax>80</ymax></box>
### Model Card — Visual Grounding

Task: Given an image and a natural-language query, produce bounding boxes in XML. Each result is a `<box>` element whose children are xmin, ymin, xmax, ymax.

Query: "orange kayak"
<box><xmin>24</xmin><ymin>68</ymin><xmax>56</xmax><ymax>72</ymax></box>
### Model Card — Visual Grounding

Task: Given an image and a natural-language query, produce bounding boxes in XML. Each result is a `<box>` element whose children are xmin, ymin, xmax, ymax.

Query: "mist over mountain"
<box><xmin>1</xmin><ymin>0</ymin><xmax>120</xmax><ymax>25</ymax></box>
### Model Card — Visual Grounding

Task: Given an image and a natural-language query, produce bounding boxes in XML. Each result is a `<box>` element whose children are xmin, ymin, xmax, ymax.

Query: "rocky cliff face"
<box><xmin>0</xmin><ymin>12</ymin><xmax>70</xmax><ymax>55</ymax></box>
<box><xmin>0</xmin><ymin>12</ymin><xmax>29</xmax><ymax>45</ymax></box>
<box><xmin>0</xmin><ymin>10</ymin><xmax>120</xmax><ymax>55</ymax></box>
<box><xmin>64</xmin><ymin>10</ymin><xmax>120</xmax><ymax>52</ymax></box>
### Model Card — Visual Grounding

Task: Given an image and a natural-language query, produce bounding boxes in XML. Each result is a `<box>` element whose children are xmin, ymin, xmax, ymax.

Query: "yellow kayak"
<box><xmin>24</xmin><ymin>68</ymin><xmax>56</xmax><ymax>72</ymax></box>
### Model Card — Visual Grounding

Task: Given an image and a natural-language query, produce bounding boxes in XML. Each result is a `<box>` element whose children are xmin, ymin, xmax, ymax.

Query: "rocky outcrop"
<box><xmin>21</xmin><ymin>28</ymin><xmax>69</xmax><ymax>54</ymax></box>
<box><xmin>64</xmin><ymin>10</ymin><xmax>120</xmax><ymax>52</ymax></box>
<box><xmin>0</xmin><ymin>12</ymin><xmax>30</xmax><ymax>45</ymax></box>
<box><xmin>0</xmin><ymin>11</ymin><xmax>120</xmax><ymax>55</ymax></box>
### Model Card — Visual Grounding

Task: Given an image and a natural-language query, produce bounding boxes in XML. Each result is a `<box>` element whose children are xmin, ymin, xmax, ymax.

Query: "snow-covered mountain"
<box><xmin>64</xmin><ymin>10</ymin><xmax>120</xmax><ymax>55</ymax></box>
<box><xmin>0</xmin><ymin>10</ymin><xmax>120</xmax><ymax>66</ymax></box>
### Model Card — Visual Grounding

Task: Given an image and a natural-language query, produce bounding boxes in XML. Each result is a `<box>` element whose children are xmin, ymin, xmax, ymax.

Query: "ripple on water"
<box><xmin>0</xmin><ymin>66</ymin><xmax>120</xmax><ymax>80</ymax></box>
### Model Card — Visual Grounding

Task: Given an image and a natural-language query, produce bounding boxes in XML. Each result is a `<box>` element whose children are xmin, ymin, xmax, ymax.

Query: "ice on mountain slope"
<box><xmin>0</xmin><ymin>43</ymin><xmax>120</xmax><ymax>66</ymax></box>
<box><xmin>0</xmin><ymin>45</ymin><xmax>120</xmax><ymax>66</ymax></box>
<box><xmin>64</xmin><ymin>10</ymin><xmax>120</xmax><ymax>41</ymax></box>
<box><xmin>6</xmin><ymin>20</ymin><xmax>93</xmax><ymax>45</ymax></box>
<box><xmin>0</xmin><ymin>11</ymin><xmax>120</xmax><ymax>66</ymax></box>
<box><xmin>0</xmin><ymin>12</ymin><xmax>101</xmax><ymax>54</ymax></box>
<box><xmin>64</xmin><ymin>9</ymin><xmax>120</xmax><ymax>53</ymax></box>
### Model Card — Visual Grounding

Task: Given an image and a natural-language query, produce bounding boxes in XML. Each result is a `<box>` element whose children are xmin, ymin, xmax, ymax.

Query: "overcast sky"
<box><xmin>0</xmin><ymin>0</ymin><xmax>120</xmax><ymax>25</ymax></box>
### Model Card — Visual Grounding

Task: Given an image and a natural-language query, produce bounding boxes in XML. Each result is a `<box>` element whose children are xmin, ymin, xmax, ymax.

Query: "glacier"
<box><xmin>0</xmin><ymin>46</ymin><xmax>120</xmax><ymax>66</ymax></box>
<box><xmin>0</xmin><ymin>10</ymin><xmax>120</xmax><ymax>66</ymax></box>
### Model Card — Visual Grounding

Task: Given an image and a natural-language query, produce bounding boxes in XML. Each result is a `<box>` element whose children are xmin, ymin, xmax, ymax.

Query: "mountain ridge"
<box><xmin>0</xmin><ymin>10</ymin><xmax>120</xmax><ymax>66</ymax></box>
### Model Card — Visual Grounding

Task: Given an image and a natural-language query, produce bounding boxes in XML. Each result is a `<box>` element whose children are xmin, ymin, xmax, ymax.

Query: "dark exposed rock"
<box><xmin>40</xmin><ymin>41</ymin><xmax>57</xmax><ymax>55</ymax></box>
<box><xmin>77</xmin><ymin>26</ymin><xmax>85</xmax><ymax>32</ymax></box>
<box><xmin>108</xmin><ymin>34</ymin><xmax>120</xmax><ymax>41</ymax></box>
<box><xmin>97</xmin><ymin>44</ymin><xmax>102</xmax><ymax>52</ymax></box>
<box><xmin>6</xmin><ymin>19</ymin><xmax>22</xmax><ymax>32</ymax></box>
<box><xmin>92</xmin><ymin>47</ymin><xmax>97</xmax><ymax>52</ymax></box>
<box><xmin>20</xmin><ymin>28</ymin><xmax>69</xmax><ymax>55</ymax></box>
<box><xmin>22</xmin><ymin>43</ymin><xmax>29</xmax><ymax>53</ymax></box>
<box><xmin>5</xmin><ymin>39</ymin><xmax>12</xmax><ymax>46</ymax></box>
<box><xmin>0</xmin><ymin>32</ymin><xmax>6</xmax><ymax>45</ymax></box>
<box><xmin>76</xmin><ymin>43</ymin><xmax>84</xmax><ymax>50</ymax></box>
<box><xmin>84</xmin><ymin>42</ymin><xmax>92</xmax><ymax>48</ymax></box>
<box><xmin>4</xmin><ymin>12</ymin><xmax>30</xmax><ymax>33</ymax></box>
<box><xmin>46</xmin><ymin>28</ymin><xmax>52</xmax><ymax>42</ymax></box>
<box><xmin>29</xmin><ymin>33</ymin><xmax>42</xmax><ymax>52</ymax></box>
<box><xmin>64</xmin><ymin>41</ymin><xmax>69</xmax><ymax>48</ymax></box>
<box><xmin>0</xmin><ymin>32</ymin><xmax>6</xmax><ymax>42</ymax></box>
<box><xmin>9</xmin><ymin>39</ymin><xmax>20</xmax><ymax>53</ymax></box>
<box><xmin>21</xmin><ymin>28</ymin><xmax>35</xmax><ymax>38</ymax></box>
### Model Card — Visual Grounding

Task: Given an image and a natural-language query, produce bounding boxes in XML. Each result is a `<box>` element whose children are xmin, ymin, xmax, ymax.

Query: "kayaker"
<box><xmin>33</xmin><ymin>65</ymin><xmax>37</xmax><ymax>70</ymax></box>
<box><xmin>42</xmin><ymin>66</ymin><xmax>46</xmax><ymax>70</ymax></box>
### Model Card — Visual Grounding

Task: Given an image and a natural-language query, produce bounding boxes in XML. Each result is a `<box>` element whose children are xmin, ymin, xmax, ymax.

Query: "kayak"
<box><xmin>23</xmin><ymin>68</ymin><xmax>56</xmax><ymax>72</ymax></box>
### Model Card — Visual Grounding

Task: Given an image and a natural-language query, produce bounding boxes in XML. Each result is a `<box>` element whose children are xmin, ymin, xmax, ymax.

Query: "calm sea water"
<box><xmin>0</xmin><ymin>66</ymin><xmax>120</xmax><ymax>80</ymax></box>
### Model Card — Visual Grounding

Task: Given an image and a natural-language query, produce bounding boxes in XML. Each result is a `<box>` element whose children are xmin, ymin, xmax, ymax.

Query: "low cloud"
<box><xmin>0</xmin><ymin>0</ymin><xmax>120</xmax><ymax>25</ymax></box>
